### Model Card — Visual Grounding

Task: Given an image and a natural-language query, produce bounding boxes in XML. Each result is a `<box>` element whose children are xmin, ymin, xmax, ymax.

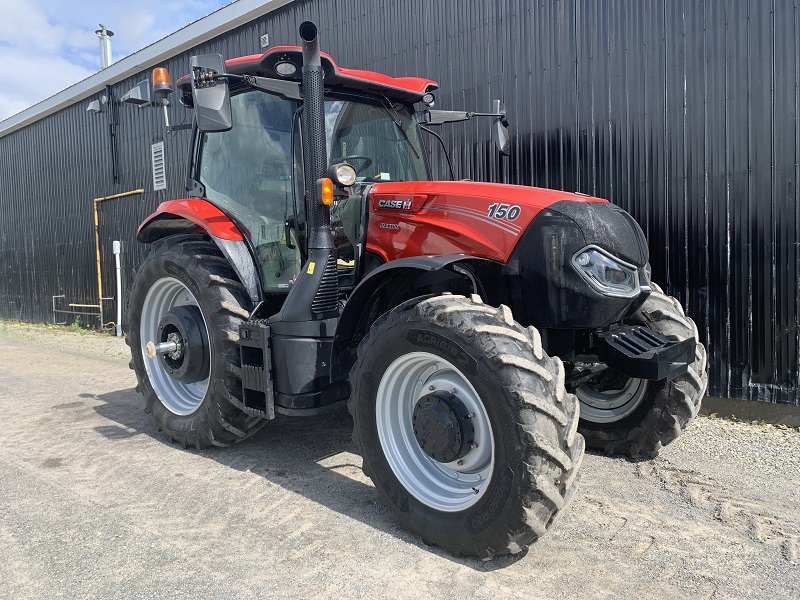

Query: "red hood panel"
<box><xmin>366</xmin><ymin>181</ymin><xmax>606</xmax><ymax>263</ymax></box>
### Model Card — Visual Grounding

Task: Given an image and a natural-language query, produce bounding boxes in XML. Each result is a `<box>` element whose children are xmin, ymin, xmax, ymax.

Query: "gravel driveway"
<box><xmin>0</xmin><ymin>322</ymin><xmax>798</xmax><ymax>599</ymax></box>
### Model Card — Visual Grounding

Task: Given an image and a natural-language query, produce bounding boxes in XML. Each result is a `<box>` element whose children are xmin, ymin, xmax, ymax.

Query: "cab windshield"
<box><xmin>324</xmin><ymin>98</ymin><xmax>428</xmax><ymax>183</ymax></box>
<box><xmin>196</xmin><ymin>89</ymin><xmax>427</xmax><ymax>292</ymax></box>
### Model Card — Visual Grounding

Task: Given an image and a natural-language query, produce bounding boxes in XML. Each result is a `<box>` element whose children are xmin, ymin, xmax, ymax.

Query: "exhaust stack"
<box><xmin>265</xmin><ymin>21</ymin><xmax>341</xmax><ymax>408</ymax></box>
<box><xmin>299</xmin><ymin>21</ymin><xmax>333</xmax><ymax>251</ymax></box>
<box><xmin>270</xmin><ymin>21</ymin><xmax>339</xmax><ymax>323</ymax></box>
<box><xmin>95</xmin><ymin>24</ymin><xmax>114</xmax><ymax>69</ymax></box>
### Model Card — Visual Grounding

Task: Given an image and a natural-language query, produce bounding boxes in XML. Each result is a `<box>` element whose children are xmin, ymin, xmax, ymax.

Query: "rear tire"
<box><xmin>349</xmin><ymin>294</ymin><xmax>584</xmax><ymax>559</ymax></box>
<box><xmin>126</xmin><ymin>235</ymin><xmax>264</xmax><ymax>449</ymax></box>
<box><xmin>576</xmin><ymin>285</ymin><xmax>708</xmax><ymax>457</ymax></box>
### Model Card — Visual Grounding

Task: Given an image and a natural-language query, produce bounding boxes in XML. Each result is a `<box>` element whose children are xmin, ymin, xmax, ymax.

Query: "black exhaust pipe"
<box><xmin>299</xmin><ymin>21</ymin><xmax>332</xmax><ymax>251</ymax></box>
<box><xmin>271</xmin><ymin>21</ymin><xmax>339</xmax><ymax>323</ymax></box>
<box><xmin>248</xmin><ymin>22</ymin><xmax>347</xmax><ymax>415</ymax></box>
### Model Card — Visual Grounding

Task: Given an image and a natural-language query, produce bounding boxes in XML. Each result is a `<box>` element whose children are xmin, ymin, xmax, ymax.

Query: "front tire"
<box><xmin>127</xmin><ymin>235</ymin><xmax>264</xmax><ymax>449</ymax></box>
<box><xmin>349</xmin><ymin>294</ymin><xmax>584</xmax><ymax>559</ymax></box>
<box><xmin>576</xmin><ymin>284</ymin><xmax>708</xmax><ymax>457</ymax></box>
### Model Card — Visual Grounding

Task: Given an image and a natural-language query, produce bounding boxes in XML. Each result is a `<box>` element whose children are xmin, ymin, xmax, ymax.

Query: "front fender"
<box><xmin>331</xmin><ymin>255</ymin><xmax>494</xmax><ymax>380</ymax></box>
<box><xmin>137</xmin><ymin>199</ymin><xmax>262</xmax><ymax>304</ymax></box>
<box><xmin>137</xmin><ymin>199</ymin><xmax>245</xmax><ymax>242</ymax></box>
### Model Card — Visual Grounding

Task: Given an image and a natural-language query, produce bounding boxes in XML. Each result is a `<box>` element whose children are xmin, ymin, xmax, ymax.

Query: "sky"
<box><xmin>0</xmin><ymin>0</ymin><xmax>232</xmax><ymax>121</ymax></box>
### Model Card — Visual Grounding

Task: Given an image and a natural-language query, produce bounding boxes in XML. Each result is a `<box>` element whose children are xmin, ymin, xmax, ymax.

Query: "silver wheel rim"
<box><xmin>576</xmin><ymin>376</ymin><xmax>647</xmax><ymax>423</ymax></box>
<box><xmin>375</xmin><ymin>351</ymin><xmax>494</xmax><ymax>512</ymax></box>
<box><xmin>140</xmin><ymin>277</ymin><xmax>210</xmax><ymax>416</ymax></box>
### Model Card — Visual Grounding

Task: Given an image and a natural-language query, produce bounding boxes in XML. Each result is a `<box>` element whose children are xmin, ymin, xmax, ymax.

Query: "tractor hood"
<box><xmin>364</xmin><ymin>180</ymin><xmax>652</xmax><ymax>328</ymax></box>
<box><xmin>365</xmin><ymin>180</ymin><xmax>608</xmax><ymax>263</ymax></box>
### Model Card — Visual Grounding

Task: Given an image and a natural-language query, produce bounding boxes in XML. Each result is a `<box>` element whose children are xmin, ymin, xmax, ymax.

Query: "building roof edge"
<box><xmin>0</xmin><ymin>0</ymin><xmax>294</xmax><ymax>139</ymax></box>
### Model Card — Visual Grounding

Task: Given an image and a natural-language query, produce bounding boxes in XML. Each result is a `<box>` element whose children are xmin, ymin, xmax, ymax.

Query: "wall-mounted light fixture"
<box><xmin>121</xmin><ymin>80</ymin><xmax>151</xmax><ymax>107</ymax></box>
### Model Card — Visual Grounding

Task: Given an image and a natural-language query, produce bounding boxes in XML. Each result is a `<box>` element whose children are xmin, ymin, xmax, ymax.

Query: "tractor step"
<box><xmin>238</xmin><ymin>320</ymin><xmax>275</xmax><ymax>419</ymax></box>
<box><xmin>594</xmin><ymin>324</ymin><xmax>695</xmax><ymax>381</ymax></box>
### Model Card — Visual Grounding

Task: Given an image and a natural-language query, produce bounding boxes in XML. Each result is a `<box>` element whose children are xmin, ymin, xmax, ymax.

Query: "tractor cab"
<box><xmin>189</xmin><ymin>82</ymin><xmax>428</xmax><ymax>296</ymax></box>
<box><xmin>171</xmin><ymin>48</ymin><xmax>436</xmax><ymax>300</ymax></box>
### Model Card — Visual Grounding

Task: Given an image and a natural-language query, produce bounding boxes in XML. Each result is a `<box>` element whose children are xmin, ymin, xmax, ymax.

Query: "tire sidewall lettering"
<box><xmin>406</xmin><ymin>328</ymin><xmax>477</xmax><ymax>375</ymax></box>
<box><xmin>464</xmin><ymin>464</ymin><xmax>514</xmax><ymax>534</ymax></box>
<box><xmin>163</xmin><ymin>259</ymin><xmax>203</xmax><ymax>301</ymax></box>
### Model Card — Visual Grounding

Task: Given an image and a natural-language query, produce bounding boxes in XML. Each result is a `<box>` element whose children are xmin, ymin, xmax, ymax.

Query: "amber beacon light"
<box><xmin>152</xmin><ymin>67</ymin><xmax>173</xmax><ymax>95</ymax></box>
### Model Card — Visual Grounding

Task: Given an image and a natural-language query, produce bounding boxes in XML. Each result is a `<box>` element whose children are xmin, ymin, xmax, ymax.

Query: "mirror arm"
<box><xmin>195</xmin><ymin>71</ymin><xmax>302</xmax><ymax>101</ymax></box>
<box><xmin>425</xmin><ymin>110</ymin><xmax>507</xmax><ymax>126</ymax></box>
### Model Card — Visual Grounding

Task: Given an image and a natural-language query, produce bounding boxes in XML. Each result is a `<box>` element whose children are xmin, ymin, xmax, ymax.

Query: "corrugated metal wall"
<box><xmin>0</xmin><ymin>0</ymin><xmax>798</xmax><ymax>405</ymax></box>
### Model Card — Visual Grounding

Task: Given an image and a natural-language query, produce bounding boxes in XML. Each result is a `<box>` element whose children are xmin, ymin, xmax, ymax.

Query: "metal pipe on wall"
<box><xmin>113</xmin><ymin>240</ymin><xmax>123</xmax><ymax>337</ymax></box>
<box><xmin>94</xmin><ymin>189</ymin><xmax>143</xmax><ymax>331</ymax></box>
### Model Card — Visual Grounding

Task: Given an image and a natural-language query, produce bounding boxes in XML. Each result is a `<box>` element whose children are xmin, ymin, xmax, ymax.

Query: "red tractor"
<box><xmin>127</xmin><ymin>22</ymin><xmax>707</xmax><ymax>558</ymax></box>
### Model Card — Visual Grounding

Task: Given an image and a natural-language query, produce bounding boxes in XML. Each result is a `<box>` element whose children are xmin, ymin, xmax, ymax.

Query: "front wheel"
<box><xmin>349</xmin><ymin>294</ymin><xmax>584</xmax><ymax>559</ymax></box>
<box><xmin>126</xmin><ymin>235</ymin><xmax>264</xmax><ymax>449</ymax></box>
<box><xmin>575</xmin><ymin>284</ymin><xmax>708</xmax><ymax>457</ymax></box>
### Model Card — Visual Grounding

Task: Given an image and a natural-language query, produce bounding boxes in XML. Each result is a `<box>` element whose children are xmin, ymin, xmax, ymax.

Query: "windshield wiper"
<box><xmin>378</xmin><ymin>94</ymin><xmax>420</xmax><ymax>159</ymax></box>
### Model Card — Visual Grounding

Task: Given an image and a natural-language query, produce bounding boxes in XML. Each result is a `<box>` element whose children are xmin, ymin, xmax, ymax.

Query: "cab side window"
<box><xmin>197</xmin><ymin>91</ymin><xmax>302</xmax><ymax>292</ymax></box>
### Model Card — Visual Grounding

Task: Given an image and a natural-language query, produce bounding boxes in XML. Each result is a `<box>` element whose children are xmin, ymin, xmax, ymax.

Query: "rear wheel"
<box><xmin>126</xmin><ymin>235</ymin><xmax>264</xmax><ymax>448</ymax></box>
<box><xmin>349</xmin><ymin>294</ymin><xmax>584</xmax><ymax>559</ymax></box>
<box><xmin>575</xmin><ymin>285</ymin><xmax>708</xmax><ymax>457</ymax></box>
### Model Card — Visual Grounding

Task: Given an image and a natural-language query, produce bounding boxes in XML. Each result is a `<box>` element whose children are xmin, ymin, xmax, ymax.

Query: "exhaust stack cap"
<box><xmin>299</xmin><ymin>21</ymin><xmax>321</xmax><ymax>68</ymax></box>
<box><xmin>299</xmin><ymin>21</ymin><xmax>317</xmax><ymax>42</ymax></box>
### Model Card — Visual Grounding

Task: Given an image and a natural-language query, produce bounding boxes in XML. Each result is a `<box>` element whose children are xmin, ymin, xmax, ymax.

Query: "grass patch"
<box><xmin>0</xmin><ymin>319</ymin><xmax>114</xmax><ymax>336</ymax></box>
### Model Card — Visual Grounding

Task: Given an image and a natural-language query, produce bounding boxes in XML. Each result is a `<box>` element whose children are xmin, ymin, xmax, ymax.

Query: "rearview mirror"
<box><xmin>492</xmin><ymin>99</ymin><xmax>510</xmax><ymax>156</ymax></box>
<box><xmin>190</xmin><ymin>54</ymin><xmax>232</xmax><ymax>132</ymax></box>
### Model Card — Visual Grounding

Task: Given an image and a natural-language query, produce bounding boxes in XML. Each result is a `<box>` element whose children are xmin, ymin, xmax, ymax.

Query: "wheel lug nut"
<box><xmin>457</xmin><ymin>459</ymin><xmax>464</xmax><ymax>466</ymax></box>
<box><xmin>471</xmin><ymin>443</ymin><xmax>478</xmax><ymax>449</ymax></box>
<box><xmin>428</xmin><ymin>385</ymin><xmax>435</xmax><ymax>391</ymax></box>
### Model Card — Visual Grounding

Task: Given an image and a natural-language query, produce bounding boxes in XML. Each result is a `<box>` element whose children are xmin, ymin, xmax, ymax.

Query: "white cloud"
<box><xmin>0</xmin><ymin>0</ymin><xmax>231</xmax><ymax>121</ymax></box>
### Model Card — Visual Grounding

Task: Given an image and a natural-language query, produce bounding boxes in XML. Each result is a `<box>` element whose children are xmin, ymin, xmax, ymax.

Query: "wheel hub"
<box><xmin>156</xmin><ymin>305</ymin><xmax>209</xmax><ymax>384</ymax></box>
<box><xmin>576</xmin><ymin>373</ymin><xmax>647</xmax><ymax>423</ymax></box>
<box><xmin>412</xmin><ymin>391</ymin><xmax>475</xmax><ymax>463</ymax></box>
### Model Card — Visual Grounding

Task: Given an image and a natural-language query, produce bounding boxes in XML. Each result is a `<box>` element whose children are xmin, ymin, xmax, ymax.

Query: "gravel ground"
<box><xmin>0</xmin><ymin>321</ymin><xmax>798</xmax><ymax>599</ymax></box>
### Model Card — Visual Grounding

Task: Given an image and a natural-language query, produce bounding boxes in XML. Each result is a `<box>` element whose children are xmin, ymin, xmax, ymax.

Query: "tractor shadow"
<box><xmin>90</xmin><ymin>386</ymin><xmax>527</xmax><ymax>571</ymax></box>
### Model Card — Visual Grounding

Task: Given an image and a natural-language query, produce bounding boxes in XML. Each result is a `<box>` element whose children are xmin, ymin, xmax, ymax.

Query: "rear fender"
<box><xmin>331</xmin><ymin>255</ymin><xmax>496</xmax><ymax>380</ymax></box>
<box><xmin>137</xmin><ymin>199</ymin><xmax>262</xmax><ymax>303</ymax></box>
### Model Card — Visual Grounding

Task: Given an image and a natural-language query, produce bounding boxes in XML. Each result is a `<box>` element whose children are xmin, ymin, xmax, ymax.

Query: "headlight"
<box><xmin>327</xmin><ymin>162</ymin><xmax>357</xmax><ymax>187</ymax></box>
<box><xmin>572</xmin><ymin>246</ymin><xmax>640</xmax><ymax>298</ymax></box>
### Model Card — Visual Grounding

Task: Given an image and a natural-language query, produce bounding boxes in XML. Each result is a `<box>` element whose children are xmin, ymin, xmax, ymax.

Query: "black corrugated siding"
<box><xmin>0</xmin><ymin>0</ymin><xmax>798</xmax><ymax>405</ymax></box>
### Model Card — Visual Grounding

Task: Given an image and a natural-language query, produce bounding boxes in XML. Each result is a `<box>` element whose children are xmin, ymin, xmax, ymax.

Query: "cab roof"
<box><xmin>178</xmin><ymin>45</ymin><xmax>438</xmax><ymax>103</ymax></box>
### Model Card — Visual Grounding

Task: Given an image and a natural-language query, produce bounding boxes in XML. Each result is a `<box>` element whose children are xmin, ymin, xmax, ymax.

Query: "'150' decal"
<box><xmin>487</xmin><ymin>203</ymin><xmax>521</xmax><ymax>221</ymax></box>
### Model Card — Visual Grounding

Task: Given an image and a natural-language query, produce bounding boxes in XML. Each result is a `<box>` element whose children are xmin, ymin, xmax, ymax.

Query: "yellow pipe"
<box><xmin>93</xmin><ymin>189</ymin><xmax>144</xmax><ymax>325</ymax></box>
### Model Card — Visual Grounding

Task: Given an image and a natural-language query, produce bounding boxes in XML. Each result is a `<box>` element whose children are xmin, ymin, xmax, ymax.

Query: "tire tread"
<box><xmin>126</xmin><ymin>234</ymin><xmax>264</xmax><ymax>449</ymax></box>
<box><xmin>349</xmin><ymin>293</ymin><xmax>584</xmax><ymax>559</ymax></box>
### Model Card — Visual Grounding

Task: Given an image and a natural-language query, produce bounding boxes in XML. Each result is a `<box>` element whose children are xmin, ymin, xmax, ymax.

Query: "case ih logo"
<box><xmin>378</xmin><ymin>199</ymin><xmax>413</xmax><ymax>210</ymax></box>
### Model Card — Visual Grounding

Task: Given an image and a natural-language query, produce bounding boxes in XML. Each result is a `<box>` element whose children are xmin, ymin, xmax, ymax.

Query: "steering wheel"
<box><xmin>335</xmin><ymin>155</ymin><xmax>373</xmax><ymax>174</ymax></box>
